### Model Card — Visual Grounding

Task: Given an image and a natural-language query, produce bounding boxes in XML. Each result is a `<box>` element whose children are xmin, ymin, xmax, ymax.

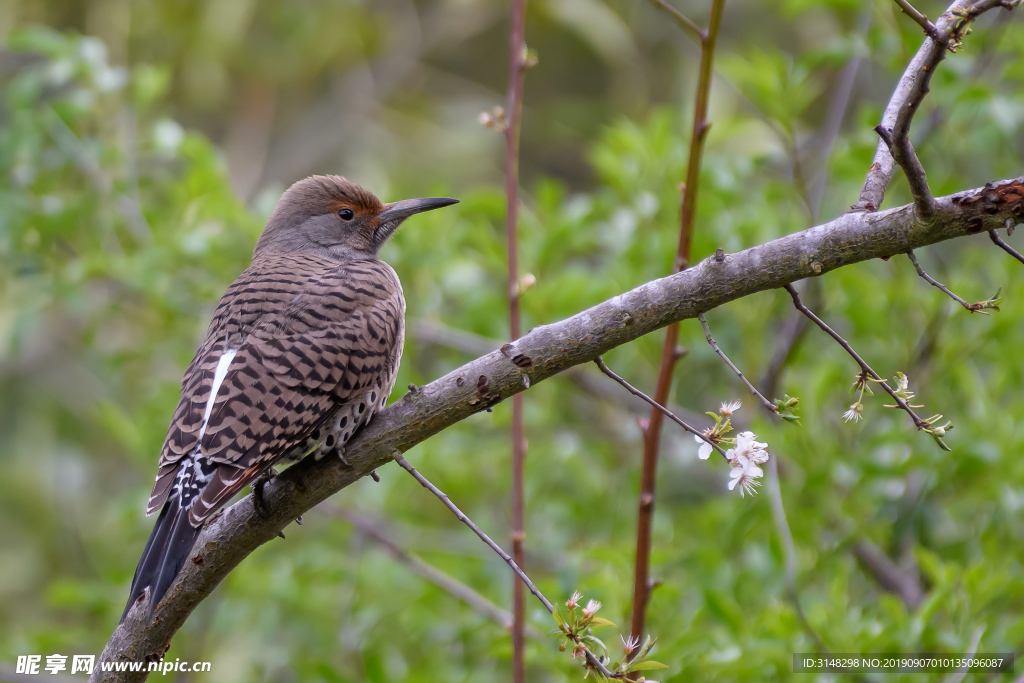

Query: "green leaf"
<box><xmin>588</xmin><ymin>616</ymin><xmax>617</xmax><ymax>628</ymax></box>
<box><xmin>629</xmin><ymin>661</ymin><xmax>669</xmax><ymax>671</ymax></box>
<box><xmin>581</xmin><ymin>634</ymin><xmax>608</xmax><ymax>654</ymax></box>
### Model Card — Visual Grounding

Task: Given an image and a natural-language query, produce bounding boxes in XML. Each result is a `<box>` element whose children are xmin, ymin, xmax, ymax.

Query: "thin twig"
<box><xmin>891</xmin><ymin>0</ymin><xmax>941</xmax><ymax>39</ymax></box>
<box><xmin>504</xmin><ymin>0</ymin><xmax>529</xmax><ymax>676</ymax></box>
<box><xmin>783</xmin><ymin>284</ymin><xmax>929</xmax><ymax>430</ymax></box>
<box><xmin>392</xmin><ymin>454</ymin><xmax>623</xmax><ymax>679</ymax></box>
<box><xmin>392</xmin><ymin>456</ymin><xmax>551</xmax><ymax>610</ymax></box>
<box><xmin>595</xmin><ymin>357</ymin><xmax>728</xmax><ymax>460</ymax></box>
<box><xmin>766</xmin><ymin>456</ymin><xmax>829</xmax><ymax>652</ymax></box>
<box><xmin>761</xmin><ymin>281</ymin><xmax>819</xmax><ymax>400</ymax></box>
<box><xmin>644</xmin><ymin>0</ymin><xmax>704</xmax><ymax>43</ymax></box>
<box><xmin>907</xmin><ymin>251</ymin><xmax>990</xmax><ymax>312</ymax></box>
<box><xmin>698</xmin><ymin>313</ymin><xmax>778</xmax><ymax>414</ymax></box>
<box><xmin>629</xmin><ymin>0</ymin><xmax>727</xmax><ymax>651</ymax></box>
<box><xmin>990</xmin><ymin>229</ymin><xmax>1024</xmax><ymax>264</ymax></box>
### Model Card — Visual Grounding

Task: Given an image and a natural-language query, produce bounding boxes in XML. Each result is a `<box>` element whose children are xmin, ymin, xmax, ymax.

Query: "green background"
<box><xmin>2</xmin><ymin>0</ymin><xmax>1024</xmax><ymax>680</ymax></box>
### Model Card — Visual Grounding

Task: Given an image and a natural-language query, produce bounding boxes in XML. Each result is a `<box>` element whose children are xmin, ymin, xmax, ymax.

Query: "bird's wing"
<box><xmin>147</xmin><ymin>257</ymin><xmax>404</xmax><ymax>525</ymax></box>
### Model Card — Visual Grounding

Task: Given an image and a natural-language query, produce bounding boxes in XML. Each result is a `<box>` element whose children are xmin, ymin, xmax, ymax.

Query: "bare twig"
<box><xmin>392</xmin><ymin>455</ymin><xmax>551</xmax><ymax>609</ymax></box>
<box><xmin>891</xmin><ymin>0</ymin><xmax>941</xmax><ymax>39</ymax></box>
<box><xmin>907</xmin><ymin>251</ymin><xmax>993</xmax><ymax>312</ymax></box>
<box><xmin>629</xmin><ymin>0</ymin><xmax>727</xmax><ymax>651</ymax></box>
<box><xmin>761</xmin><ymin>281</ymin><xmax>818</xmax><ymax>400</ymax></box>
<box><xmin>594</xmin><ymin>357</ymin><xmax>728</xmax><ymax>460</ymax></box>
<box><xmin>990</xmin><ymin>229</ymin><xmax>1024</xmax><ymax>264</ymax></box>
<box><xmin>392</xmin><ymin>454</ymin><xmax>623</xmax><ymax>679</ymax></box>
<box><xmin>783</xmin><ymin>284</ymin><xmax>930</xmax><ymax>431</ymax></box>
<box><xmin>504</xmin><ymin>0</ymin><xmax>529</xmax><ymax>676</ymax></box>
<box><xmin>644</xmin><ymin>0</ymin><xmax>703</xmax><ymax>43</ymax></box>
<box><xmin>698</xmin><ymin>313</ymin><xmax>778</xmax><ymax>414</ymax></box>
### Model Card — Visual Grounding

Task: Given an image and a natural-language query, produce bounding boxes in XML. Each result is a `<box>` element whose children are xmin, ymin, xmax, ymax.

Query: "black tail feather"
<box><xmin>121</xmin><ymin>496</ymin><xmax>201</xmax><ymax>623</ymax></box>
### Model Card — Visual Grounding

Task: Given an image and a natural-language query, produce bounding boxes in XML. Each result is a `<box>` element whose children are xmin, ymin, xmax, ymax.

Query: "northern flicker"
<box><xmin>122</xmin><ymin>175</ymin><xmax>457</xmax><ymax>621</ymax></box>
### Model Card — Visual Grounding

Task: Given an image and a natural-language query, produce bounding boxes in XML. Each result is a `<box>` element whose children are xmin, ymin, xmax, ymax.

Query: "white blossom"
<box><xmin>733</xmin><ymin>430</ymin><xmax>769</xmax><ymax>464</ymax></box>
<box><xmin>694</xmin><ymin>433</ymin><xmax>713</xmax><ymax>460</ymax></box>
<box><xmin>582</xmin><ymin>599</ymin><xmax>602</xmax><ymax>618</ymax></box>
<box><xmin>843</xmin><ymin>402</ymin><xmax>864</xmax><ymax>423</ymax></box>
<box><xmin>566</xmin><ymin>591</ymin><xmax>582</xmax><ymax>610</ymax></box>
<box><xmin>728</xmin><ymin>454</ymin><xmax>764</xmax><ymax>497</ymax></box>
<box><xmin>720</xmin><ymin>400</ymin><xmax>742</xmax><ymax>416</ymax></box>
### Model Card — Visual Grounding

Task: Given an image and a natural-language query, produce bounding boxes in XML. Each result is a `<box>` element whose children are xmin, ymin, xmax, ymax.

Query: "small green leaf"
<box><xmin>629</xmin><ymin>661</ymin><xmax>668</xmax><ymax>671</ymax></box>
<box><xmin>582</xmin><ymin>634</ymin><xmax>607</xmax><ymax>654</ymax></box>
<box><xmin>588</xmin><ymin>617</ymin><xmax>616</xmax><ymax>628</ymax></box>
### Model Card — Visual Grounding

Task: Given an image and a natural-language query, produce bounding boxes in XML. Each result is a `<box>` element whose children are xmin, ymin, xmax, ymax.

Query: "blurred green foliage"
<box><xmin>2</xmin><ymin>1</ymin><xmax>1024</xmax><ymax>681</ymax></box>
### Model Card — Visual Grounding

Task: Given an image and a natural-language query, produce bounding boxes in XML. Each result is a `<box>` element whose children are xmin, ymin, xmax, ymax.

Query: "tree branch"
<box><xmin>95</xmin><ymin>176</ymin><xmax>1024</xmax><ymax>682</ymax></box>
<box><xmin>594</xmin><ymin>357</ymin><xmax>728</xmax><ymax>460</ymax></box>
<box><xmin>891</xmin><ymin>0</ymin><xmax>941</xmax><ymax>40</ymax></box>
<box><xmin>907</xmin><ymin>250</ymin><xmax>994</xmax><ymax>312</ymax></box>
<box><xmin>853</xmin><ymin>0</ymin><xmax>1011</xmax><ymax>212</ymax></box>
<box><xmin>644</xmin><ymin>0</ymin><xmax>704</xmax><ymax>43</ymax></box>
<box><xmin>415</xmin><ymin>319</ymin><xmax>710</xmax><ymax>426</ymax></box>
<box><xmin>698</xmin><ymin>313</ymin><xmax>778</xmax><ymax>414</ymax></box>
<box><xmin>990</xmin><ymin>228</ymin><xmax>1024</xmax><ymax>264</ymax></box>
<box><xmin>761</xmin><ymin>281</ymin><xmax>818</xmax><ymax>400</ymax></box>
<box><xmin>783</xmin><ymin>284</ymin><xmax>932</xmax><ymax>432</ymax></box>
<box><xmin>391</xmin><ymin>455</ymin><xmax>622</xmax><ymax>679</ymax></box>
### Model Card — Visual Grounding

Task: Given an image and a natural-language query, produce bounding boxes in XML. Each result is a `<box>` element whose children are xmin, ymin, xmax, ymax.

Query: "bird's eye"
<box><xmin>338</xmin><ymin>208</ymin><xmax>355</xmax><ymax>221</ymax></box>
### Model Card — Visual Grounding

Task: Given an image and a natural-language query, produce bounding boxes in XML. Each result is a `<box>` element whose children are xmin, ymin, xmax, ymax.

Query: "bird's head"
<box><xmin>254</xmin><ymin>175</ymin><xmax>458</xmax><ymax>259</ymax></box>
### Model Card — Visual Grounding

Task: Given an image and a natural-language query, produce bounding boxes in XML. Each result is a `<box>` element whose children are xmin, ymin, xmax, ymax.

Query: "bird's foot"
<box><xmin>252</xmin><ymin>469</ymin><xmax>276</xmax><ymax>518</ymax></box>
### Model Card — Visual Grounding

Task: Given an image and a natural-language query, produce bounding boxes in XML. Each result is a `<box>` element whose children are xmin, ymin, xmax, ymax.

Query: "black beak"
<box><xmin>378</xmin><ymin>197</ymin><xmax>460</xmax><ymax>223</ymax></box>
<box><xmin>373</xmin><ymin>197</ymin><xmax>458</xmax><ymax>249</ymax></box>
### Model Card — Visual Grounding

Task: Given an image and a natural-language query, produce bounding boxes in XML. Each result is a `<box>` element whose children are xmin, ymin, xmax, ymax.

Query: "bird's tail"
<box><xmin>121</xmin><ymin>494</ymin><xmax>201</xmax><ymax>623</ymax></box>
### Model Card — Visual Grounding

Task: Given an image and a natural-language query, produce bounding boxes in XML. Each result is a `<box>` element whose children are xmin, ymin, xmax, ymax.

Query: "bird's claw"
<box><xmin>252</xmin><ymin>470</ymin><xmax>275</xmax><ymax>518</ymax></box>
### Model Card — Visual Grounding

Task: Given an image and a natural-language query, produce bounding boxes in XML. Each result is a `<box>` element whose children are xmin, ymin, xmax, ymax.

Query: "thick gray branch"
<box><xmin>94</xmin><ymin>176</ymin><xmax>1024</xmax><ymax>682</ymax></box>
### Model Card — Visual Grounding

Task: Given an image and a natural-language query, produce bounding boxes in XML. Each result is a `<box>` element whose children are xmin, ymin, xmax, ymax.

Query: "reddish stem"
<box><xmin>629</xmin><ymin>0</ymin><xmax>726</xmax><ymax>655</ymax></box>
<box><xmin>505</xmin><ymin>0</ymin><xmax>528</xmax><ymax>680</ymax></box>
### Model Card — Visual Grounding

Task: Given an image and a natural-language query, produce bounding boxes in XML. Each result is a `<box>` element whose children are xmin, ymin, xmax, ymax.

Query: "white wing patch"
<box><xmin>198</xmin><ymin>348</ymin><xmax>237</xmax><ymax>442</ymax></box>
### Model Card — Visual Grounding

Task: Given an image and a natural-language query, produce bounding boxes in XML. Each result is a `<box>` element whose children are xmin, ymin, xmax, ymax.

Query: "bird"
<box><xmin>121</xmin><ymin>175</ymin><xmax>458</xmax><ymax>622</ymax></box>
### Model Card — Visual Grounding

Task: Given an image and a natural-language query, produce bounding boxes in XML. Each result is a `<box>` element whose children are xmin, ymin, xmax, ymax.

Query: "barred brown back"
<box><xmin>148</xmin><ymin>253</ymin><xmax>405</xmax><ymax>526</ymax></box>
